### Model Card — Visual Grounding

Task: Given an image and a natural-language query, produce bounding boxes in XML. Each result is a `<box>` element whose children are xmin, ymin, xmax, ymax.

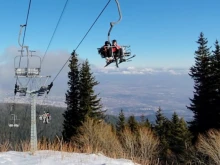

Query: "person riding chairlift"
<box><xmin>99</xmin><ymin>41</ymin><xmax>113</xmax><ymax>63</ymax></box>
<box><xmin>42</xmin><ymin>111</ymin><xmax>50</xmax><ymax>124</ymax></box>
<box><xmin>111</xmin><ymin>39</ymin><xmax>125</xmax><ymax>63</ymax></box>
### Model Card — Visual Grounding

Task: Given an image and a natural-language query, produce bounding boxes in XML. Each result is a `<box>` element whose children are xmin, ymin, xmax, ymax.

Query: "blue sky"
<box><xmin>1</xmin><ymin>0</ymin><xmax>220</xmax><ymax>68</ymax></box>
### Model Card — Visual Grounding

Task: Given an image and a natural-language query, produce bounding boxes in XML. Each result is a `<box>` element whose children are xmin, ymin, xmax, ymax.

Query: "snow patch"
<box><xmin>0</xmin><ymin>150</ymin><xmax>139</xmax><ymax>165</ymax></box>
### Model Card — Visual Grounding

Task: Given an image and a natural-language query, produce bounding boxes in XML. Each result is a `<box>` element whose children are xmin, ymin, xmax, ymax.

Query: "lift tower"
<box><xmin>14</xmin><ymin>25</ymin><xmax>52</xmax><ymax>154</ymax></box>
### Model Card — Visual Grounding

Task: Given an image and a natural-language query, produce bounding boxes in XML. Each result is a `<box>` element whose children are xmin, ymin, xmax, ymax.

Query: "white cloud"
<box><xmin>92</xmin><ymin>65</ymin><xmax>189</xmax><ymax>75</ymax></box>
<box><xmin>0</xmin><ymin>46</ymin><xmax>189</xmax><ymax>81</ymax></box>
<box><xmin>0</xmin><ymin>46</ymin><xmax>189</xmax><ymax>97</ymax></box>
<box><xmin>127</xmin><ymin>66</ymin><xmax>135</xmax><ymax>70</ymax></box>
<box><xmin>0</xmin><ymin>46</ymin><xmax>86</xmax><ymax>93</ymax></box>
<box><xmin>168</xmin><ymin>69</ymin><xmax>181</xmax><ymax>75</ymax></box>
<box><xmin>122</xmin><ymin>70</ymin><xmax>144</xmax><ymax>75</ymax></box>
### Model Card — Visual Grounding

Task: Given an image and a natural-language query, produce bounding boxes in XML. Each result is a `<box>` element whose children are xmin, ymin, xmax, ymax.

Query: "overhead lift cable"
<box><xmin>18</xmin><ymin>0</ymin><xmax>32</xmax><ymax>68</ymax></box>
<box><xmin>35</xmin><ymin>0</ymin><xmax>69</xmax><ymax>104</ymax></box>
<box><xmin>11</xmin><ymin>0</ymin><xmax>32</xmax><ymax>129</ymax></box>
<box><xmin>15</xmin><ymin>0</ymin><xmax>32</xmax><ymax>96</ymax></box>
<box><xmin>51</xmin><ymin>0</ymin><xmax>112</xmax><ymax>83</ymax></box>
<box><xmin>41</xmin><ymin>0</ymin><xmax>69</xmax><ymax>64</ymax></box>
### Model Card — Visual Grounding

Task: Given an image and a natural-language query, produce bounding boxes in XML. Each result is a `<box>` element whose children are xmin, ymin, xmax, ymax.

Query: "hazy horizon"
<box><xmin>0</xmin><ymin>67</ymin><xmax>194</xmax><ymax>121</ymax></box>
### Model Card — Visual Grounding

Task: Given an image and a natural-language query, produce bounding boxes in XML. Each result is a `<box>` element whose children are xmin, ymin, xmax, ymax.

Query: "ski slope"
<box><xmin>0</xmin><ymin>150</ymin><xmax>138</xmax><ymax>165</ymax></box>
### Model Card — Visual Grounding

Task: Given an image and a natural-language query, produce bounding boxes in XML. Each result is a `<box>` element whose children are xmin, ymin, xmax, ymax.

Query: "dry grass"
<box><xmin>3</xmin><ymin>122</ymin><xmax>220</xmax><ymax>164</ymax></box>
<box><xmin>0</xmin><ymin>119</ymin><xmax>162</xmax><ymax>165</ymax></box>
<box><xmin>0</xmin><ymin>140</ymin><xmax>11</xmax><ymax>152</ymax></box>
<box><xmin>38</xmin><ymin>137</ymin><xmax>80</xmax><ymax>153</ymax></box>
<box><xmin>0</xmin><ymin>138</ymin><xmax>79</xmax><ymax>153</ymax></box>
<box><xmin>197</xmin><ymin>129</ymin><xmax>220</xmax><ymax>165</ymax></box>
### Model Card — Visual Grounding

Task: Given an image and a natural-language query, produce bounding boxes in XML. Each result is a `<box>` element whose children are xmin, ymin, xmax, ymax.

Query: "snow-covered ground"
<box><xmin>0</xmin><ymin>150</ymin><xmax>138</xmax><ymax>165</ymax></box>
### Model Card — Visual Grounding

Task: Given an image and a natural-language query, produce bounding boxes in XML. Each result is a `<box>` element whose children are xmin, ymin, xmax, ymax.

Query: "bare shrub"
<box><xmin>197</xmin><ymin>129</ymin><xmax>220</xmax><ymax>165</ymax></box>
<box><xmin>72</xmin><ymin>118</ymin><xmax>124</xmax><ymax>158</ymax></box>
<box><xmin>120</xmin><ymin>128</ymin><xmax>137</xmax><ymax>159</ymax></box>
<box><xmin>120</xmin><ymin>127</ymin><xmax>160</xmax><ymax>165</ymax></box>
<box><xmin>137</xmin><ymin>127</ymin><xmax>160</xmax><ymax>163</ymax></box>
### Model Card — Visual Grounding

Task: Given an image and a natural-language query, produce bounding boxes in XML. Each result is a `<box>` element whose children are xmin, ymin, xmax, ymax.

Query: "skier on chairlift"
<box><xmin>42</xmin><ymin>111</ymin><xmax>50</xmax><ymax>124</ymax></box>
<box><xmin>99</xmin><ymin>41</ymin><xmax>113</xmax><ymax>63</ymax></box>
<box><xmin>111</xmin><ymin>39</ymin><xmax>125</xmax><ymax>63</ymax></box>
<box><xmin>97</xmin><ymin>0</ymin><xmax>136</xmax><ymax>67</ymax></box>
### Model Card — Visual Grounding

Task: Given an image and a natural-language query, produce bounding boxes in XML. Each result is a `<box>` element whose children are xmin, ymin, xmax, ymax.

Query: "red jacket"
<box><xmin>112</xmin><ymin>45</ymin><xmax>121</xmax><ymax>52</ymax></box>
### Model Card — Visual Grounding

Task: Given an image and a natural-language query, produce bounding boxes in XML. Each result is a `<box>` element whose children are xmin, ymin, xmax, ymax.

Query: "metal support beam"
<box><xmin>30</xmin><ymin>93</ymin><xmax>37</xmax><ymax>154</ymax></box>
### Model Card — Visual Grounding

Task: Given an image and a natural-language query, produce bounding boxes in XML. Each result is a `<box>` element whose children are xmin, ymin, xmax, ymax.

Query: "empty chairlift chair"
<box><xmin>8</xmin><ymin>114</ymin><xmax>20</xmax><ymax>127</ymax></box>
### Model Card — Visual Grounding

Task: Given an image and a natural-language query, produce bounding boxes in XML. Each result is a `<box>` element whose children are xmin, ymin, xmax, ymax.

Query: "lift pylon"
<box><xmin>14</xmin><ymin>25</ymin><xmax>52</xmax><ymax>154</ymax></box>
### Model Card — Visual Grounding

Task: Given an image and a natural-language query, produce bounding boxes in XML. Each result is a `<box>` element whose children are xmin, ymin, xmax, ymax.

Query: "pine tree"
<box><xmin>154</xmin><ymin>107</ymin><xmax>171</xmax><ymax>159</ymax></box>
<box><xmin>79</xmin><ymin>59</ymin><xmax>105</xmax><ymax>121</ymax></box>
<box><xmin>154</xmin><ymin>107</ymin><xmax>167</xmax><ymax>137</ymax></box>
<box><xmin>169</xmin><ymin>112</ymin><xmax>185</xmax><ymax>155</ymax></box>
<box><xmin>140</xmin><ymin>114</ymin><xmax>145</xmax><ymax>123</ymax></box>
<box><xmin>116</xmin><ymin>109</ymin><xmax>126</xmax><ymax>132</ymax></box>
<box><xmin>168</xmin><ymin>113</ymin><xmax>192</xmax><ymax>163</ymax></box>
<box><xmin>144</xmin><ymin>118</ymin><xmax>151</xmax><ymax>128</ymax></box>
<box><xmin>211</xmin><ymin>40</ymin><xmax>220</xmax><ymax>128</ymax></box>
<box><xmin>127</xmin><ymin>115</ymin><xmax>138</xmax><ymax>134</ymax></box>
<box><xmin>179</xmin><ymin>117</ymin><xmax>192</xmax><ymax>144</ymax></box>
<box><xmin>140</xmin><ymin>114</ymin><xmax>151</xmax><ymax>128</ymax></box>
<box><xmin>187</xmin><ymin>32</ymin><xmax>213</xmax><ymax>138</ymax></box>
<box><xmin>62</xmin><ymin>51</ymin><xmax>81</xmax><ymax>142</ymax></box>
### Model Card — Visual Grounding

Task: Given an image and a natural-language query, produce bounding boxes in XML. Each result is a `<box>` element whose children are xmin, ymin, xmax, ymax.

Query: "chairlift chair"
<box><xmin>8</xmin><ymin>114</ymin><xmax>20</xmax><ymax>127</ymax></box>
<box><xmin>37</xmin><ymin>86</ymin><xmax>48</xmax><ymax>96</ymax></box>
<box><xmin>15</xmin><ymin>25</ymin><xmax>41</xmax><ymax>77</ymax></box>
<box><xmin>14</xmin><ymin>49</ymin><xmax>42</xmax><ymax>96</ymax></box>
<box><xmin>14</xmin><ymin>54</ymin><xmax>41</xmax><ymax>77</ymax></box>
<box><xmin>97</xmin><ymin>0</ymin><xmax>136</xmax><ymax>67</ymax></box>
<box><xmin>39</xmin><ymin>112</ymin><xmax>51</xmax><ymax>124</ymax></box>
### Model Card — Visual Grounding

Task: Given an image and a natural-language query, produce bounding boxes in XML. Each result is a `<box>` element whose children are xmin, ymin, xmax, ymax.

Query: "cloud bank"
<box><xmin>0</xmin><ymin>46</ymin><xmax>190</xmax><ymax>93</ymax></box>
<box><xmin>92</xmin><ymin>65</ymin><xmax>189</xmax><ymax>75</ymax></box>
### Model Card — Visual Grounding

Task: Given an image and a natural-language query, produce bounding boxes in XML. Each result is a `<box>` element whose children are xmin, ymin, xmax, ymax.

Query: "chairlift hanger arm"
<box><xmin>18</xmin><ymin>24</ymin><xmax>29</xmax><ymax>55</ymax></box>
<box><xmin>108</xmin><ymin>0</ymin><xmax>122</xmax><ymax>42</ymax></box>
<box><xmin>18</xmin><ymin>25</ymin><xmax>26</xmax><ymax>48</ymax></box>
<box><xmin>47</xmin><ymin>82</ymin><xmax>53</xmax><ymax>94</ymax></box>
